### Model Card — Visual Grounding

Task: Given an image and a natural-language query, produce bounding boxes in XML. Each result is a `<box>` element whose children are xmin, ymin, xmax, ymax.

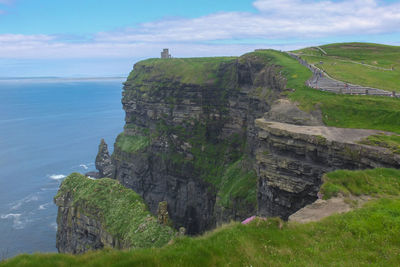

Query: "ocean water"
<box><xmin>0</xmin><ymin>78</ymin><xmax>125</xmax><ymax>258</ymax></box>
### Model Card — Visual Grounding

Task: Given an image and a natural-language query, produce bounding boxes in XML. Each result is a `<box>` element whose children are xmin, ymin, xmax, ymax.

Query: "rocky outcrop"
<box><xmin>255</xmin><ymin>119</ymin><xmax>400</xmax><ymax>219</ymax></box>
<box><xmin>54</xmin><ymin>173</ymin><xmax>175</xmax><ymax>254</ymax></box>
<box><xmin>265</xmin><ymin>99</ymin><xmax>322</xmax><ymax>126</ymax></box>
<box><xmin>55</xmin><ymin>191</ymin><xmax>125</xmax><ymax>254</ymax></box>
<box><xmin>95</xmin><ymin>139</ymin><xmax>114</xmax><ymax>178</ymax></box>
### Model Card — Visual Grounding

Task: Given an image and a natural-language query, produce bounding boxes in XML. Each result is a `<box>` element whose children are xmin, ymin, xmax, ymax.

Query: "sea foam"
<box><xmin>80</xmin><ymin>164</ymin><xmax>89</xmax><ymax>170</ymax></box>
<box><xmin>48</xmin><ymin>174</ymin><xmax>66</xmax><ymax>180</ymax></box>
<box><xmin>0</xmin><ymin>213</ymin><xmax>24</xmax><ymax>229</ymax></box>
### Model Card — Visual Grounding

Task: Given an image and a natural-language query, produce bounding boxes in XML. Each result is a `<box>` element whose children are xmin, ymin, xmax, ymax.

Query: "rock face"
<box><xmin>255</xmin><ymin>119</ymin><xmax>400</xmax><ymax>219</ymax></box>
<box><xmin>109</xmin><ymin>53</ymin><xmax>286</xmax><ymax>234</ymax></box>
<box><xmin>95</xmin><ymin>139</ymin><xmax>114</xmax><ymax>178</ymax></box>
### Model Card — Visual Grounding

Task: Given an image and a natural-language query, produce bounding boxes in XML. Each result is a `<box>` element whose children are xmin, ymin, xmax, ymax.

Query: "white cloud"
<box><xmin>0</xmin><ymin>0</ymin><xmax>399</xmax><ymax>60</ymax></box>
<box><xmin>96</xmin><ymin>0</ymin><xmax>400</xmax><ymax>42</ymax></box>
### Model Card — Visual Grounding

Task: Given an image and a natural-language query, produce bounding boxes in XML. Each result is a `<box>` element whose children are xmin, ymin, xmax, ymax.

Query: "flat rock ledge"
<box><xmin>289</xmin><ymin>196</ymin><xmax>371</xmax><ymax>223</ymax></box>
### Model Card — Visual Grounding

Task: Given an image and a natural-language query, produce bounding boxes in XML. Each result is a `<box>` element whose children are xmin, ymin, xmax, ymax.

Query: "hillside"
<box><xmin>251</xmin><ymin>49</ymin><xmax>400</xmax><ymax>134</ymax></box>
<box><xmin>293</xmin><ymin>43</ymin><xmax>400</xmax><ymax>92</ymax></box>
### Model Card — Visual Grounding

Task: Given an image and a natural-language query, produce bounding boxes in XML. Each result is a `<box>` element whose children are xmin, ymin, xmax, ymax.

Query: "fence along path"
<box><xmin>287</xmin><ymin>52</ymin><xmax>398</xmax><ymax>98</ymax></box>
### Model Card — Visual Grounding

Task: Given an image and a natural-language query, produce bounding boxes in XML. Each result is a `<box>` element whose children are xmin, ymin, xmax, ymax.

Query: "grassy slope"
<box><xmin>294</xmin><ymin>43</ymin><xmax>400</xmax><ymax>92</ymax></box>
<box><xmin>250</xmin><ymin>49</ymin><xmax>400</xmax><ymax>134</ymax></box>
<box><xmin>4</xmin><ymin>168</ymin><xmax>400</xmax><ymax>266</ymax></box>
<box><xmin>321</xmin><ymin>168</ymin><xmax>400</xmax><ymax>199</ymax></box>
<box><xmin>54</xmin><ymin>173</ymin><xmax>175</xmax><ymax>249</ymax></box>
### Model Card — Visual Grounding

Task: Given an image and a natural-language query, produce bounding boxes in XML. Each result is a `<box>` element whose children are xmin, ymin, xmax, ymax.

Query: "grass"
<box><xmin>115</xmin><ymin>133</ymin><xmax>150</xmax><ymax>153</ymax></box>
<box><xmin>217</xmin><ymin>159</ymin><xmax>258</xmax><ymax>209</ymax></box>
<box><xmin>128</xmin><ymin>57</ymin><xmax>237</xmax><ymax>86</ymax></box>
<box><xmin>320</xmin><ymin>168</ymin><xmax>400</xmax><ymax>200</ymax></box>
<box><xmin>248</xmin><ymin>49</ymin><xmax>400</xmax><ymax>134</ymax></box>
<box><xmin>54</xmin><ymin>173</ymin><xmax>175</xmax><ymax>249</ymax></box>
<box><xmin>293</xmin><ymin>43</ymin><xmax>400</xmax><ymax>92</ymax></box>
<box><xmin>359</xmin><ymin>134</ymin><xmax>400</xmax><ymax>154</ymax></box>
<box><xmin>4</xmin><ymin>197</ymin><xmax>400</xmax><ymax>266</ymax></box>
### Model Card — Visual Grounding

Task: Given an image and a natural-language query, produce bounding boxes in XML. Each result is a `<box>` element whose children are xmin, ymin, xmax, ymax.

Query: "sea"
<box><xmin>0</xmin><ymin>78</ymin><xmax>125</xmax><ymax>259</ymax></box>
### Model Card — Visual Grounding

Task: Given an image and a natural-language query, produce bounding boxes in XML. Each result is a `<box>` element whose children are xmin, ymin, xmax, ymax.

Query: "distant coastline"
<box><xmin>0</xmin><ymin>76</ymin><xmax>127</xmax><ymax>83</ymax></box>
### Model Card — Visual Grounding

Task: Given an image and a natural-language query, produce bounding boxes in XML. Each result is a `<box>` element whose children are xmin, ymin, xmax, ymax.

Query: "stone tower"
<box><xmin>161</xmin><ymin>48</ymin><xmax>171</xmax><ymax>59</ymax></box>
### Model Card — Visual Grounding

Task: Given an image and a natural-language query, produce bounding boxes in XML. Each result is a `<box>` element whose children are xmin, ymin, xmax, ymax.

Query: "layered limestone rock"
<box><xmin>109</xmin><ymin>53</ymin><xmax>287</xmax><ymax>234</ymax></box>
<box><xmin>255</xmin><ymin>119</ymin><xmax>400</xmax><ymax>219</ymax></box>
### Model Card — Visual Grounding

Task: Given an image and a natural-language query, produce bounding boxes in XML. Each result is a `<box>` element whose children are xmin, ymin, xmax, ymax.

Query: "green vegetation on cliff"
<box><xmin>294</xmin><ymin>43</ymin><xmax>400</xmax><ymax>92</ymax></box>
<box><xmin>115</xmin><ymin>133</ymin><xmax>150</xmax><ymax>153</ymax></box>
<box><xmin>5</xmin><ymin>168</ymin><xmax>400</xmax><ymax>266</ymax></box>
<box><xmin>156</xmin><ymin>118</ymin><xmax>257</xmax><ymax>211</ymax></box>
<box><xmin>249</xmin><ymin>49</ymin><xmax>400</xmax><ymax>134</ymax></box>
<box><xmin>321</xmin><ymin>168</ymin><xmax>400</xmax><ymax>200</ymax></box>
<box><xmin>55</xmin><ymin>173</ymin><xmax>175</xmax><ymax>249</ymax></box>
<box><xmin>217</xmin><ymin>159</ymin><xmax>257</xmax><ymax>209</ymax></box>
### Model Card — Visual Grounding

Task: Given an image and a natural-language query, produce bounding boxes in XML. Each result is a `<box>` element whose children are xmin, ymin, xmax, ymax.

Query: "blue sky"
<box><xmin>0</xmin><ymin>0</ymin><xmax>399</xmax><ymax>77</ymax></box>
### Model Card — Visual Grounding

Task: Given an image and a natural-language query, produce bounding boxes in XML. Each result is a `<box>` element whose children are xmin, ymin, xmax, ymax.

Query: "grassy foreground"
<box><xmin>3</xmin><ymin>168</ymin><xmax>400</xmax><ymax>266</ymax></box>
<box><xmin>294</xmin><ymin>43</ymin><xmax>400</xmax><ymax>92</ymax></box>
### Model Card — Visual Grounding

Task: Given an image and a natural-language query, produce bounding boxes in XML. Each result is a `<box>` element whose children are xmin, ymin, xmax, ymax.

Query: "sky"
<box><xmin>0</xmin><ymin>0</ymin><xmax>399</xmax><ymax>77</ymax></box>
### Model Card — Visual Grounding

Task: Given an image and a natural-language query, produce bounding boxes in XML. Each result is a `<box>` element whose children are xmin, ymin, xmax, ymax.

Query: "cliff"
<box><xmin>107</xmin><ymin>52</ymin><xmax>288</xmax><ymax>234</ymax></box>
<box><xmin>97</xmin><ymin>50</ymin><xmax>400</xmax><ymax>235</ymax></box>
<box><xmin>54</xmin><ymin>173</ymin><xmax>175</xmax><ymax>254</ymax></box>
<box><xmin>255</xmin><ymin>119</ymin><xmax>400</xmax><ymax>219</ymax></box>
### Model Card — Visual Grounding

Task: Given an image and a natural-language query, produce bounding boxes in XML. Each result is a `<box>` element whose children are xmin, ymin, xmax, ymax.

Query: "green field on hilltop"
<box><xmin>128</xmin><ymin>57</ymin><xmax>237</xmax><ymax>85</ymax></box>
<box><xmin>4</xmin><ymin>168</ymin><xmax>400</xmax><ymax>266</ymax></box>
<box><xmin>249</xmin><ymin>49</ymin><xmax>400</xmax><ymax>134</ymax></box>
<box><xmin>293</xmin><ymin>43</ymin><xmax>400</xmax><ymax>92</ymax></box>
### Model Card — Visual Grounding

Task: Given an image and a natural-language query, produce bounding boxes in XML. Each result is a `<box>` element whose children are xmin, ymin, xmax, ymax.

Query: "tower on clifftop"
<box><xmin>161</xmin><ymin>48</ymin><xmax>171</xmax><ymax>59</ymax></box>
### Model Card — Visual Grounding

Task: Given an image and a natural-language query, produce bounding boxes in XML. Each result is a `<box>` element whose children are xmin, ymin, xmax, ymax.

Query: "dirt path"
<box><xmin>287</xmin><ymin>52</ymin><xmax>398</xmax><ymax>98</ymax></box>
